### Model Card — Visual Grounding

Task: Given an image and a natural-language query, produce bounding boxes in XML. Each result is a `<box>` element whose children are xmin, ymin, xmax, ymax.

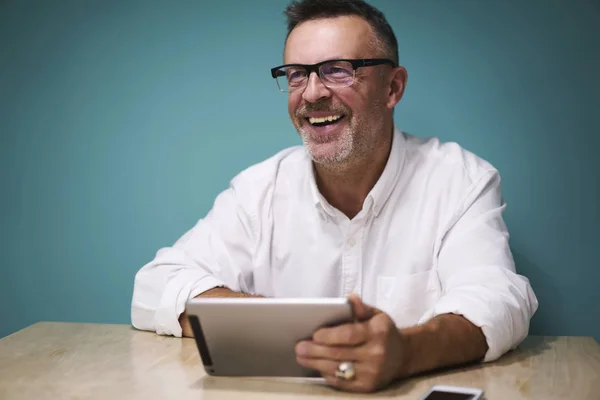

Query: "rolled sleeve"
<box><xmin>131</xmin><ymin>185</ymin><xmax>256</xmax><ymax>336</ymax></box>
<box><xmin>156</xmin><ymin>272</ymin><xmax>226</xmax><ymax>337</ymax></box>
<box><xmin>419</xmin><ymin>266</ymin><xmax>538</xmax><ymax>361</ymax></box>
<box><xmin>420</xmin><ymin>169</ymin><xmax>538</xmax><ymax>361</ymax></box>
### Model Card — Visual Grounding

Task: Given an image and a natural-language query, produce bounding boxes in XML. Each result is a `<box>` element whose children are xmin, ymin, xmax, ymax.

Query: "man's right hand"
<box><xmin>179</xmin><ymin>287</ymin><xmax>263</xmax><ymax>337</ymax></box>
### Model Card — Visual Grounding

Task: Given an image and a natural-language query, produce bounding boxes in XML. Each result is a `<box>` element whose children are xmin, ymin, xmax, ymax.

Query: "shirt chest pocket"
<box><xmin>376</xmin><ymin>269</ymin><xmax>441</xmax><ymax>329</ymax></box>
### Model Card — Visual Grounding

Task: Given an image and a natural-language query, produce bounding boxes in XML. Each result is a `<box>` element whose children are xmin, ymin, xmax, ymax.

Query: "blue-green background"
<box><xmin>1</xmin><ymin>0</ymin><xmax>598</xmax><ymax>340</ymax></box>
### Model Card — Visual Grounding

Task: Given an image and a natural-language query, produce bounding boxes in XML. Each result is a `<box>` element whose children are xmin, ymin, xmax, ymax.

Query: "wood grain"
<box><xmin>0</xmin><ymin>322</ymin><xmax>599</xmax><ymax>399</ymax></box>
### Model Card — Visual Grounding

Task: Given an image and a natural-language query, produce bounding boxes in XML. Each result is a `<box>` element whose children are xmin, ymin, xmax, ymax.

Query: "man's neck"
<box><xmin>314</xmin><ymin>133</ymin><xmax>393</xmax><ymax>220</ymax></box>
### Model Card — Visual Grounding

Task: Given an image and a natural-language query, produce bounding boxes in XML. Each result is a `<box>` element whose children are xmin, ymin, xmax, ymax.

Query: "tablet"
<box><xmin>185</xmin><ymin>297</ymin><xmax>354</xmax><ymax>377</ymax></box>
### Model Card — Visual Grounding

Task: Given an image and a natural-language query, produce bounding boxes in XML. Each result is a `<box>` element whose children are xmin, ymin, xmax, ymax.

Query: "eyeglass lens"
<box><xmin>275</xmin><ymin>60</ymin><xmax>355</xmax><ymax>92</ymax></box>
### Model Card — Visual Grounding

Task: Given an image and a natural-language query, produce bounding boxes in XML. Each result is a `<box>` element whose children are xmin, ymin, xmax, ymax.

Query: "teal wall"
<box><xmin>1</xmin><ymin>0</ymin><xmax>598</xmax><ymax>340</ymax></box>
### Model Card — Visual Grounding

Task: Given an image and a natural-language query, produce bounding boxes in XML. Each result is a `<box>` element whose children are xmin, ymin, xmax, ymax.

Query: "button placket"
<box><xmin>342</xmin><ymin>220</ymin><xmax>365</xmax><ymax>296</ymax></box>
<box><xmin>351</xmin><ymin>209</ymin><xmax>374</xmax><ymax>298</ymax></box>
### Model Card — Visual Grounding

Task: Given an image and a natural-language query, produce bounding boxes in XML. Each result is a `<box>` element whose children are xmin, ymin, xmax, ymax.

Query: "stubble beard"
<box><xmin>298</xmin><ymin>124</ymin><xmax>354</xmax><ymax>166</ymax></box>
<box><xmin>295</xmin><ymin>100</ymin><xmax>384</xmax><ymax>170</ymax></box>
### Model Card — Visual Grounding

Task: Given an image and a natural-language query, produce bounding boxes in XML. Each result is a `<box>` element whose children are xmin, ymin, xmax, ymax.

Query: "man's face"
<box><xmin>284</xmin><ymin>16</ymin><xmax>392</xmax><ymax>166</ymax></box>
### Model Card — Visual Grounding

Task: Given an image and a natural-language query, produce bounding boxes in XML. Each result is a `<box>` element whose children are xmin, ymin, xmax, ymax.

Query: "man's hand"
<box><xmin>295</xmin><ymin>294</ymin><xmax>489</xmax><ymax>393</ymax></box>
<box><xmin>179</xmin><ymin>287</ymin><xmax>264</xmax><ymax>338</ymax></box>
<box><xmin>294</xmin><ymin>294</ymin><xmax>410</xmax><ymax>393</ymax></box>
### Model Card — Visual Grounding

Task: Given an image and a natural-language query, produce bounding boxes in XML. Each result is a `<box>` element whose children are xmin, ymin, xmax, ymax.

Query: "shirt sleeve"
<box><xmin>130</xmin><ymin>183</ymin><xmax>256</xmax><ymax>337</ymax></box>
<box><xmin>418</xmin><ymin>170</ymin><xmax>539</xmax><ymax>362</ymax></box>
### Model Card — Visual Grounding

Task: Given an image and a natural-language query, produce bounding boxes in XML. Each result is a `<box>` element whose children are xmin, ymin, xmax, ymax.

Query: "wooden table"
<box><xmin>1</xmin><ymin>322</ymin><xmax>599</xmax><ymax>399</ymax></box>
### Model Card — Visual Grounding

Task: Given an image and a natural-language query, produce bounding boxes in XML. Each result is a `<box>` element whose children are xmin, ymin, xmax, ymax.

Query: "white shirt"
<box><xmin>131</xmin><ymin>127</ymin><xmax>538</xmax><ymax>362</ymax></box>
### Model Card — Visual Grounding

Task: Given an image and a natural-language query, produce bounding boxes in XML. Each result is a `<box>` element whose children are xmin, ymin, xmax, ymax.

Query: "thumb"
<box><xmin>347</xmin><ymin>293</ymin><xmax>380</xmax><ymax>321</ymax></box>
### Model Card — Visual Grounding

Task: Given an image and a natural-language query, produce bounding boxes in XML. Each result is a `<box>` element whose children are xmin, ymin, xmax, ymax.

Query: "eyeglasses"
<box><xmin>270</xmin><ymin>58</ymin><xmax>396</xmax><ymax>93</ymax></box>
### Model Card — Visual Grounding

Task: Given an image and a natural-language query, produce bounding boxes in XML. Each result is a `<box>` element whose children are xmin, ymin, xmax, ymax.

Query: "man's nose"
<box><xmin>302</xmin><ymin>72</ymin><xmax>332</xmax><ymax>103</ymax></box>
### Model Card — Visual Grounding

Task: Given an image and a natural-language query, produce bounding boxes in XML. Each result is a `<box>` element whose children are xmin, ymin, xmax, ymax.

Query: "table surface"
<box><xmin>0</xmin><ymin>322</ymin><xmax>599</xmax><ymax>400</ymax></box>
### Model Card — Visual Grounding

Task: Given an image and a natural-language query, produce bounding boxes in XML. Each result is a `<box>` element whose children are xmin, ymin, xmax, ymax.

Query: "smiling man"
<box><xmin>131</xmin><ymin>0</ymin><xmax>538</xmax><ymax>393</ymax></box>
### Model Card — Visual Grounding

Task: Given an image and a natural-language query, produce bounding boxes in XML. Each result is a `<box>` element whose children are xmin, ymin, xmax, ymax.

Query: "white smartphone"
<box><xmin>420</xmin><ymin>385</ymin><xmax>484</xmax><ymax>400</ymax></box>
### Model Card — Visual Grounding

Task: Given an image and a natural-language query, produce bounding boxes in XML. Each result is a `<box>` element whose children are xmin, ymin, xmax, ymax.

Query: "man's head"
<box><xmin>275</xmin><ymin>0</ymin><xmax>407</xmax><ymax>167</ymax></box>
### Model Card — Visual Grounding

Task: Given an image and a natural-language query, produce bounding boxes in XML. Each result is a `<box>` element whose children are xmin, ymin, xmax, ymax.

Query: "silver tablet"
<box><xmin>185</xmin><ymin>297</ymin><xmax>354</xmax><ymax>377</ymax></box>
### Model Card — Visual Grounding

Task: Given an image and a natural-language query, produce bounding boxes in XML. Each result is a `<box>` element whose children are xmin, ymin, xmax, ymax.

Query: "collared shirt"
<box><xmin>131</xmin><ymin>127</ymin><xmax>538</xmax><ymax>362</ymax></box>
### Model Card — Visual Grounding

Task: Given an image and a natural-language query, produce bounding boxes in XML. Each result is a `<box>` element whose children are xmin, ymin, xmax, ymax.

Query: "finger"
<box><xmin>347</xmin><ymin>294</ymin><xmax>380</xmax><ymax>321</ymax></box>
<box><xmin>296</xmin><ymin>356</ymin><xmax>340</xmax><ymax>375</ymax></box>
<box><xmin>312</xmin><ymin>322</ymin><xmax>369</xmax><ymax>346</ymax></box>
<box><xmin>297</xmin><ymin>357</ymin><xmax>381</xmax><ymax>393</ymax></box>
<box><xmin>295</xmin><ymin>341</ymin><xmax>364</xmax><ymax>361</ymax></box>
<box><xmin>322</xmin><ymin>374</ymin><xmax>379</xmax><ymax>393</ymax></box>
<box><xmin>296</xmin><ymin>356</ymin><xmax>369</xmax><ymax>381</ymax></box>
<box><xmin>369</xmin><ymin>312</ymin><xmax>397</xmax><ymax>338</ymax></box>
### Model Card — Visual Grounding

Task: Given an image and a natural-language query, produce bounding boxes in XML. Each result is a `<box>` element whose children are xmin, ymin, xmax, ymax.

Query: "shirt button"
<box><xmin>347</xmin><ymin>237</ymin><xmax>356</xmax><ymax>247</ymax></box>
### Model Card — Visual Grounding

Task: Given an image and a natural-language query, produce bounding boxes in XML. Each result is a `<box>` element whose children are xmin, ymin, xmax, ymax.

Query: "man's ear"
<box><xmin>386</xmin><ymin>66</ymin><xmax>407</xmax><ymax>109</ymax></box>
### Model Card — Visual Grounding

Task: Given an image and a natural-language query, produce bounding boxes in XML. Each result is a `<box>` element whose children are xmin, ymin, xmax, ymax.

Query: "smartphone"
<box><xmin>420</xmin><ymin>385</ymin><xmax>484</xmax><ymax>400</ymax></box>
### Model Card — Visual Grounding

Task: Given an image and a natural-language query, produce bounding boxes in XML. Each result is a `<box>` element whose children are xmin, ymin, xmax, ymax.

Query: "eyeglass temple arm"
<box><xmin>359</xmin><ymin>59</ymin><xmax>396</xmax><ymax>67</ymax></box>
<box><xmin>271</xmin><ymin>67</ymin><xmax>291</xmax><ymax>79</ymax></box>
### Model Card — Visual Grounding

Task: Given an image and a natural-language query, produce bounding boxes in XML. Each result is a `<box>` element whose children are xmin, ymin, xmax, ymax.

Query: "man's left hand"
<box><xmin>294</xmin><ymin>294</ymin><xmax>410</xmax><ymax>392</ymax></box>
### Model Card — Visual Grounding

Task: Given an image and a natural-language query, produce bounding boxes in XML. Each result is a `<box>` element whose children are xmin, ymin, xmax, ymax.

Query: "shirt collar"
<box><xmin>308</xmin><ymin>160</ymin><xmax>333</xmax><ymax>216</ymax></box>
<box><xmin>367</xmin><ymin>126</ymin><xmax>405</xmax><ymax>216</ymax></box>
<box><xmin>307</xmin><ymin>126</ymin><xmax>406</xmax><ymax>218</ymax></box>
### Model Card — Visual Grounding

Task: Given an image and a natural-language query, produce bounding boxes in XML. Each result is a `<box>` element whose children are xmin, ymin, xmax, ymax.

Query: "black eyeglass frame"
<box><xmin>270</xmin><ymin>58</ymin><xmax>397</xmax><ymax>91</ymax></box>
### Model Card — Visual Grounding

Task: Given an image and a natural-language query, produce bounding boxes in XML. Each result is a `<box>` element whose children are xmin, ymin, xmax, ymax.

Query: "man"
<box><xmin>131</xmin><ymin>0</ymin><xmax>538</xmax><ymax>393</ymax></box>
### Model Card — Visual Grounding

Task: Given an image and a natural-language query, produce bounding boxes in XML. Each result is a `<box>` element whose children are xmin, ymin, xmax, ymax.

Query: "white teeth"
<box><xmin>308</xmin><ymin>115</ymin><xmax>342</xmax><ymax>125</ymax></box>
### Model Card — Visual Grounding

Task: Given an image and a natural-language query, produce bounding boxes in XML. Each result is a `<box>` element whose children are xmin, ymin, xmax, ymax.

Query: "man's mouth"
<box><xmin>306</xmin><ymin>114</ymin><xmax>345</xmax><ymax>127</ymax></box>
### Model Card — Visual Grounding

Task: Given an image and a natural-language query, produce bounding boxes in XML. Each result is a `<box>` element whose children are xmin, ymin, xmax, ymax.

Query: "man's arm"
<box><xmin>179</xmin><ymin>287</ymin><xmax>264</xmax><ymax>338</ymax></box>
<box><xmin>131</xmin><ymin>185</ymin><xmax>257</xmax><ymax>337</ymax></box>
<box><xmin>296</xmin><ymin>170</ymin><xmax>537</xmax><ymax>392</ymax></box>
<box><xmin>422</xmin><ymin>170</ymin><xmax>538</xmax><ymax>362</ymax></box>
<box><xmin>295</xmin><ymin>296</ymin><xmax>488</xmax><ymax>392</ymax></box>
<box><xmin>400</xmin><ymin>313</ymin><xmax>488</xmax><ymax>376</ymax></box>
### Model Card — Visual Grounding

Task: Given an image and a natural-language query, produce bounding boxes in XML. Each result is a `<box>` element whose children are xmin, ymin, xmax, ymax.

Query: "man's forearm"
<box><xmin>398</xmin><ymin>314</ymin><xmax>489</xmax><ymax>378</ymax></box>
<box><xmin>179</xmin><ymin>287</ymin><xmax>263</xmax><ymax>337</ymax></box>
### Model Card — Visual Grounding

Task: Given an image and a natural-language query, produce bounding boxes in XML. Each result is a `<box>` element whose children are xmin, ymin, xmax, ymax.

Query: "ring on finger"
<box><xmin>334</xmin><ymin>361</ymin><xmax>356</xmax><ymax>380</ymax></box>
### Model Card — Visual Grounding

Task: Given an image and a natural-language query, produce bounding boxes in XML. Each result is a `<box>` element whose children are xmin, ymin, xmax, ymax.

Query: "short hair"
<box><xmin>283</xmin><ymin>0</ymin><xmax>399</xmax><ymax>65</ymax></box>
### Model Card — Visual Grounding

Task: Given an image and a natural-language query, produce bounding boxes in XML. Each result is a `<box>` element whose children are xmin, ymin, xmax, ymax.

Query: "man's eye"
<box><xmin>325</xmin><ymin>66</ymin><xmax>352</xmax><ymax>77</ymax></box>
<box><xmin>288</xmin><ymin>70</ymin><xmax>307</xmax><ymax>81</ymax></box>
